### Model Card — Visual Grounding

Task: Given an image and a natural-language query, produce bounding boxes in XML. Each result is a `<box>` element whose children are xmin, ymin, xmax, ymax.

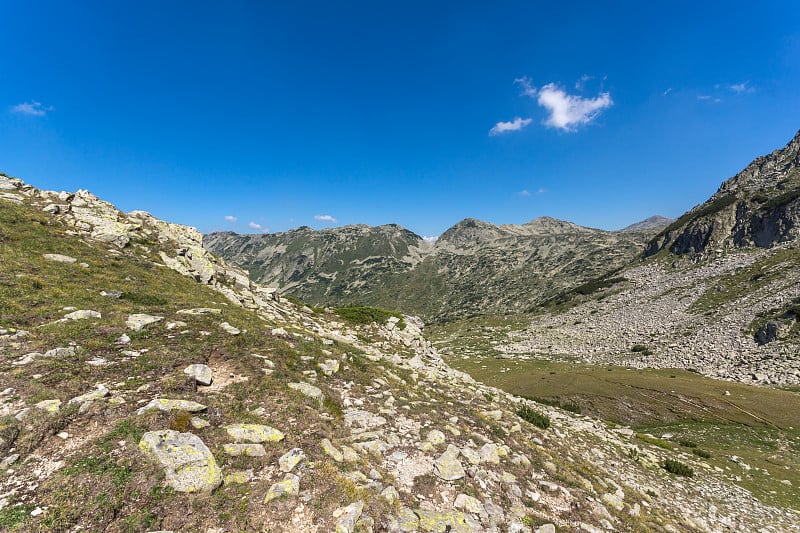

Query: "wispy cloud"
<box><xmin>729</xmin><ymin>81</ymin><xmax>754</xmax><ymax>94</ymax></box>
<box><xmin>517</xmin><ymin>189</ymin><xmax>531</xmax><ymax>197</ymax></box>
<box><xmin>662</xmin><ymin>88</ymin><xmax>673</xmax><ymax>96</ymax></box>
<box><xmin>224</xmin><ymin>215</ymin><xmax>237</xmax><ymax>222</ymax></box>
<box><xmin>489</xmin><ymin>117</ymin><xmax>533</xmax><ymax>136</ymax></box>
<box><xmin>697</xmin><ymin>95</ymin><xmax>721</xmax><ymax>103</ymax></box>
<box><xmin>575</xmin><ymin>74</ymin><xmax>594</xmax><ymax>91</ymax></box>
<box><xmin>314</xmin><ymin>214</ymin><xmax>337</xmax><ymax>223</ymax></box>
<box><xmin>422</xmin><ymin>236</ymin><xmax>438</xmax><ymax>243</ymax></box>
<box><xmin>10</xmin><ymin>101</ymin><xmax>54</xmax><ymax>116</ymax></box>
<box><xmin>248</xmin><ymin>221</ymin><xmax>269</xmax><ymax>232</ymax></box>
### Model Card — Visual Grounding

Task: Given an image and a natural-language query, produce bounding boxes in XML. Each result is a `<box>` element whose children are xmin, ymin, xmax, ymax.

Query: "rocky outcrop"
<box><xmin>646</xmin><ymin>130</ymin><xmax>800</xmax><ymax>257</ymax></box>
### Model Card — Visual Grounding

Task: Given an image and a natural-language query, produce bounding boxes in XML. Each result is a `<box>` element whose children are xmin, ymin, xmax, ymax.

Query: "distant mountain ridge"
<box><xmin>205</xmin><ymin>215</ymin><xmax>660</xmax><ymax>322</ymax></box>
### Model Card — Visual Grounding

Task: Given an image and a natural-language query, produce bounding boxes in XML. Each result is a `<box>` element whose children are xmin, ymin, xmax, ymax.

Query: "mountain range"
<box><xmin>205</xmin><ymin>215</ymin><xmax>670</xmax><ymax>322</ymax></box>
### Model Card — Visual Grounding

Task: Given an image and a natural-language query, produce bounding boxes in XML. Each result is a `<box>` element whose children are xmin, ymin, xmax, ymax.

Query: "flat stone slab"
<box><xmin>139</xmin><ymin>430</ymin><xmax>222</xmax><ymax>493</ymax></box>
<box><xmin>136</xmin><ymin>398</ymin><xmax>207</xmax><ymax>416</ymax></box>
<box><xmin>43</xmin><ymin>253</ymin><xmax>77</xmax><ymax>263</ymax></box>
<box><xmin>344</xmin><ymin>409</ymin><xmax>387</xmax><ymax>429</ymax></box>
<box><xmin>68</xmin><ymin>384</ymin><xmax>109</xmax><ymax>405</ymax></box>
<box><xmin>321</xmin><ymin>438</ymin><xmax>344</xmax><ymax>462</ymax></box>
<box><xmin>219</xmin><ymin>322</ymin><xmax>240</xmax><ymax>335</ymax></box>
<box><xmin>415</xmin><ymin>508</ymin><xmax>479</xmax><ymax>532</ymax></box>
<box><xmin>184</xmin><ymin>364</ymin><xmax>213</xmax><ymax>386</ymax></box>
<box><xmin>224</xmin><ymin>423</ymin><xmax>284</xmax><ymax>443</ymax></box>
<box><xmin>126</xmin><ymin>313</ymin><xmax>164</xmax><ymax>332</ymax></box>
<box><xmin>176</xmin><ymin>308</ymin><xmax>222</xmax><ymax>315</ymax></box>
<box><xmin>288</xmin><ymin>382</ymin><xmax>324</xmax><ymax>402</ymax></box>
<box><xmin>64</xmin><ymin>309</ymin><xmax>101</xmax><ymax>320</ymax></box>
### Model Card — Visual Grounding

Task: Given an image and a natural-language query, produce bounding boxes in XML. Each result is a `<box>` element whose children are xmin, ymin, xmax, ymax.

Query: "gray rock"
<box><xmin>334</xmin><ymin>501</ymin><xmax>364</xmax><ymax>533</ymax></box>
<box><xmin>68</xmin><ymin>384</ymin><xmax>109</xmax><ymax>405</ymax></box>
<box><xmin>136</xmin><ymin>398</ymin><xmax>207</xmax><ymax>415</ymax></box>
<box><xmin>264</xmin><ymin>473</ymin><xmax>300</xmax><ymax>503</ymax></box>
<box><xmin>219</xmin><ymin>322</ymin><xmax>240</xmax><ymax>335</ymax></box>
<box><xmin>223</xmin><ymin>443</ymin><xmax>266</xmax><ymax>457</ymax></box>
<box><xmin>434</xmin><ymin>444</ymin><xmax>465</xmax><ymax>481</ymax></box>
<box><xmin>126</xmin><ymin>313</ymin><xmax>164</xmax><ymax>331</ymax></box>
<box><xmin>224</xmin><ymin>423</ymin><xmax>284</xmax><ymax>443</ymax></box>
<box><xmin>278</xmin><ymin>448</ymin><xmax>306</xmax><ymax>472</ymax></box>
<box><xmin>64</xmin><ymin>309</ymin><xmax>101</xmax><ymax>320</ymax></box>
<box><xmin>184</xmin><ymin>364</ymin><xmax>213</xmax><ymax>386</ymax></box>
<box><xmin>288</xmin><ymin>382</ymin><xmax>324</xmax><ymax>402</ymax></box>
<box><xmin>43</xmin><ymin>253</ymin><xmax>77</xmax><ymax>263</ymax></box>
<box><xmin>139</xmin><ymin>430</ymin><xmax>222</xmax><ymax>493</ymax></box>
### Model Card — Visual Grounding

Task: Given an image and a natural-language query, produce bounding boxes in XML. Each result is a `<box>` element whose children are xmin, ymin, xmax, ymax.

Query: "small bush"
<box><xmin>517</xmin><ymin>406</ymin><xmax>550</xmax><ymax>429</ymax></box>
<box><xmin>663</xmin><ymin>459</ymin><xmax>694</xmax><ymax>477</ymax></box>
<box><xmin>333</xmin><ymin>306</ymin><xmax>406</xmax><ymax>329</ymax></box>
<box><xmin>630</xmin><ymin>344</ymin><xmax>653</xmax><ymax>356</ymax></box>
<box><xmin>678</xmin><ymin>439</ymin><xmax>698</xmax><ymax>448</ymax></box>
<box><xmin>691</xmin><ymin>448</ymin><xmax>712</xmax><ymax>459</ymax></box>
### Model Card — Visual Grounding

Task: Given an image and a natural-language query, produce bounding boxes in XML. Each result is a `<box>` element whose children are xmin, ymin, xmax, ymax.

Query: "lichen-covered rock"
<box><xmin>264</xmin><ymin>473</ymin><xmax>300</xmax><ymax>503</ymax></box>
<box><xmin>223</xmin><ymin>443</ymin><xmax>266</xmax><ymax>457</ymax></box>
<box><xmin>219</xmin><ymin>322</ymin><xmax>240</xmax><ymax>335</ymax></box>
<box><xmin>427</xmin><ymin>429</ymin><xmax>446</xmax><ymax>446</ymax></box>
<box><xmin>416</xmin><ymin>509</ymin><xmax>479</xmax><ymax>532</ymax></box>
<box><xmin>184</xmin><ymin>364</ymin><xmax>213</xmax><ymax>386</ymax></box>
<box><xmin>136</xmin><ymin>398</ymin><xmax>206</xmax><ymax>416</ymax></box>
<box><xmin>35</xmin><ymin>399</ymin><xmax>62</xmax><ymax>413</ymax></box>
<box><xmin>454</xmin><ymin>493</ymin><xmax>484</xmax><ymax>514</ymax></box>
<box><xmin>224</xmin><ymin>423</ymin><xmax>284</xmax><ymax>443</ymax></box>
<box><xmin>344</xmin><ymin>409</ymin><xmax>386</xmax><ymax>429</ymax></box>
<box><xmin>126</xmin><ymin>313</ymin><xmax>164</xmax><ymax>331</ymax></box>
<box><xmin>68</xmin><ymin>384</ymin><xmax>109</xmax><ymax>405</ymax></box>
<box><xmin>434</xmin><ymin>444</ymin><xmax>465</xmax><ymax>481</ymax></box>
<box><xmin>288</xmin><ymin>382</ymin><xmax>324</xmax><ymax>402</ymax></box>
<box><xmin>278</xmin><ymin>448</ymin><xmax>306</xmax><ymax>472</ymax></box>
<box><xmin>334</xmin><ymin>501</ymin><xmax>364</xmax><ymax>533</ymax></box>
<box><xmin>321</xmin><ymin>438</ymin><xmax>344</xmax><ymax>462</ymax></box>
<box><xmin>138</xmin><ymin>430</ymin><xmax>222</xmax><ymax>493</ymax></box>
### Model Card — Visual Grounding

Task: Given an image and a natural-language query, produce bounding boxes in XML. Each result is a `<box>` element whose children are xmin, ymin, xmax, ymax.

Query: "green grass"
<box><xmin>0</xmin><ymin>505</ymin><xmax>35</xmax><ymax>531</ymax></box>
<box><xmin>635</xmin><ymin>433</ymin><xmax>672</xmax><ymax>450</ymax></box>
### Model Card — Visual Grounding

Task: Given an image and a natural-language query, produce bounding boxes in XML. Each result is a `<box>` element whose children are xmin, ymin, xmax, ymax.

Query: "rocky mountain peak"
<box><xmin>646</xmin><ymin>129</ymin><xmax>800</xmax><ymax>257</ymax></box>
<box><xmin>618</xmin><ymin>215</ymin><xmax>674</xmax><ymax>233</ymax></box>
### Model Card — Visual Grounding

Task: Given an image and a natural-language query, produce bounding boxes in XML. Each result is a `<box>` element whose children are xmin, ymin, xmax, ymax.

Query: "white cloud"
<box><xmin>10</xmin><ymin>101</ymin><xmax>54</xmax><ymax>116</ymax></box>
<box><xmin>535</xmin><ymin>83</ymin><xmax>613</xmax><ymax>131</ymax></box>
<box><xmin>224</xmin><ymin>215</ymin><xmax>237</xmax><ymax>222</ymax></box>
<box><xmin>423</xmin><ymin>236</ymin><xmax>438</xmax><ymax>243</ymax></box>
<box><xmin>729</xmin><ymin>81</ymin><xmax>754</xmax><ymax>94</ymax></box>
<box><xmin>248</xmin><ymin>221</ymin><xmax>269</xmax><ymax>232</ymax></box>
<box><xmin>489</xmin><ymin>117</ymin><xmax>533</xmax><ymax>136</ymax></box>
<box><xmin>662</xmin><ymin>88</ymin><xmax>673</xmax><ymax>96</ymax></box>
<box><xmin>314</xmin><ymin>214</ymin><xmax>337</xmax><ymax>223</ymax></box>
<box><xmin>537</xmin><ymin>188</ymin><xmax>546</xmax><ymax>194</ymax></box>
<box><xmin>517</xmin><ymin>189</ymin><xmax>531</xmax><ymax>196</ymax></box>
<box><xmin>697</xmin><ymin>95</ymin><xmax>721</xmax><ymax>103</ymax></box>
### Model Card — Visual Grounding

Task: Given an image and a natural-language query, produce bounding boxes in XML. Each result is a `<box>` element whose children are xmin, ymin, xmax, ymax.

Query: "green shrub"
<box><xmin>630</xmin><ymin>344</ymin><xmax>653</xmax><ymax>356</ymax></box>
<box><xmin>663</xmin><ymin>459</ymin><xmax>694</xmax><ymax>477</ymax></box>
<box><xmin>691</xmin><ymin>448</ymin><xmax>712</xmax><ymax>459</ymax></box>
<box><xmin>678</xmin><ymin>439</ymin><xmax>698</xmax><ymax>448</ymax></box>
<box><xmin>517</xmin><ymin>406</ymin><xmax>550</xmax><ymax>429</ymax></box>
<box><xmin>333</xmin><ymin>306</ymin><xmax>406</xmax><ymax>329</ymax></box>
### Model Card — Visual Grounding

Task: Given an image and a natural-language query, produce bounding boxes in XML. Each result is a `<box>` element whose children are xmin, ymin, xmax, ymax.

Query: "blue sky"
<box><xmin>1</xmin><ymin>1</ymin><xmax>799</xmax><ymax>238</ymax></box>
